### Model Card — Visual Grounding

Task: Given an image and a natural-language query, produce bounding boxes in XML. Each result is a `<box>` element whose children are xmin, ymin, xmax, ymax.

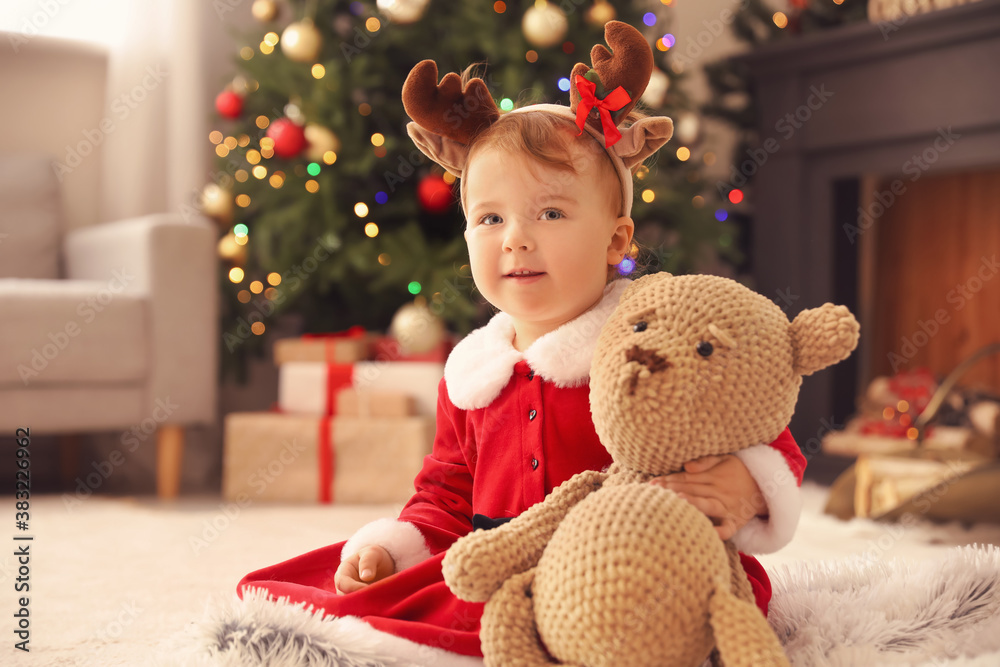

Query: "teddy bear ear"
<box><xmin>789</xmin><ymin>303</ymin><xmax>860</xmax><ymax>376</ymax></box>
<box><xmin>621</xmin><ymin>271</ymin><xmax>672</xmax><ymax>302</ymax></box>
<box><xmin>406</xmin><ymin>121</ymin><xmax>468</xmax><ymax>177</ymax></box>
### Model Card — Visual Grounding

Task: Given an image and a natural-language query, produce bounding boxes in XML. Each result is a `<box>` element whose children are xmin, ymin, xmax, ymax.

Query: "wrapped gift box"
<box><xmin>273</xmin><ymin>328</ymin><xmax>374</xmax><ymax>365</ymax></box>
<box><xmin>278</xmin><ymin>361</ymin><xmax>444</xmax><ymax>417</ymax></box>
<box><xmin>223</xmin><ymin>412</ymin><xmax>434</xmax><ymax>504</ymax></box>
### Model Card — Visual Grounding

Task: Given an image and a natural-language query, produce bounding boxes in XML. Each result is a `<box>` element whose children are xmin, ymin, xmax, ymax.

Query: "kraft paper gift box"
<box><xmin>223</xmin><ymin>412</ymin><xmax>434</xmax><ymax>504</ymax></box>
<box><xmin>278</xmin><ymin>361</ymin><xmax>444</xmax><ymax>417</ymax></box>
<box><xmin>273</xmin><ymin>327</ymin><xmax>374</xmax><ymax>365</ymax></box>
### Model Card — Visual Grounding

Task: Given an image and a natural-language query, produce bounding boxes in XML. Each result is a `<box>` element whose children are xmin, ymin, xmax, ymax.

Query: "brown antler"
<box><xmin>402</xmin><ymin>60</ymin><xmax>501</xmax><ymax>146</ymax></box>
<box><xmin>569</xmin><ymin>21</ymin><xmax>653</xmax><ymax>133</ymax></box>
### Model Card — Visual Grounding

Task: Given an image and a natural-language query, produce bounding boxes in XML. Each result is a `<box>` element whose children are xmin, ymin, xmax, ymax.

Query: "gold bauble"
<box><xmin>304</xmin><ymin>124</ymin><xmax>341</xmax><ymax>162</ymax></box>
<box><xmin>376</xmin><ymin>0</ymin><xmax>430</xmax><ymax>25</ymax></box>
<box><xmin>522</xmin><ymin>2</ymin><xmax>568</xmax><ymax>48</ymax></box>
<box><xmin>251</xmin><ymin>0</ymin><xmax>279</xmax><ymax>22</ymax></box>
<box><xmin>200</xmin><ymin>183</ymin><xmax>234</xmax><ymax>222</ymax></box>
<box><xmin>585</xmin><ymin>0</ymin><xmax>616</xmax><ymax>27</ymax></box>
<box><xmin>281</xmin><ymin>19</ymin><xmax>322</xmax><ymax>62</ymax></box>
<box><xmin>217</xmin><ymin>234</ymin><xmax>247</xmax><ymax>264</ymax></box>
<box><xmin>389</xmin><ymin>301</ymin><xmax>446</xmax><ymax>355</ymax></box>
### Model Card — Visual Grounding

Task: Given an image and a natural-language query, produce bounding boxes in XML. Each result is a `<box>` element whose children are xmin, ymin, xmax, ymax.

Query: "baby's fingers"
<box><xmin>675</xmin><ymin>492</ymin><xmax>727</xmax><ymax>526</ymax></box>
<box><xmin>334</xmin><ymin>559</ymin><xmax>366</xmax><ymax>594</ymax></box>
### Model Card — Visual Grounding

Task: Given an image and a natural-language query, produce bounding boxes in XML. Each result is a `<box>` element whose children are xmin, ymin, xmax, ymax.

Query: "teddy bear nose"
<box><xmin>624</xmin><ymin>345</ymin><xmax>672</xmax><ymax>372</ymax></box>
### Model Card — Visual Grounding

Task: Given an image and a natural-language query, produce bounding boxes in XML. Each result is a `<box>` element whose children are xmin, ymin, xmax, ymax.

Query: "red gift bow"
<box><xmin>574</xmin><ymin>74</ymin><xmax>631</xmax><ymax>148</ymax></box>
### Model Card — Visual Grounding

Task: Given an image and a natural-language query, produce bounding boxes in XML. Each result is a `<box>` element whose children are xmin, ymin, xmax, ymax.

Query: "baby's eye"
<box><xmin>479</xmin><ymin>214</ymin><xmax>503</xmax><ymax>226</ymax></box>
<box><xmin>540</xmin><ymin>209</ymin><xmax>564</xmax><ymax>220</ymax></box>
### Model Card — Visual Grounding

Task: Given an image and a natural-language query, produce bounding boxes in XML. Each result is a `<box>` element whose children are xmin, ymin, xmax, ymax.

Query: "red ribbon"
<box><xmin>574</xmin><ymin>75</ymin><xmax>631</xmax><ymax>148</ymax></box>
<box><xmin>317</xmin><ymin>363</ymin><xmax>356</xmax><ymax>503</ymax></box>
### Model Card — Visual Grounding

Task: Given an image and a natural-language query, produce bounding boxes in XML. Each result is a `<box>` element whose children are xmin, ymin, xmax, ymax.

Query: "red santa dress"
<box><xmin>237</xmin><ymin>279</ymin><xmax>807</xmax><ymax>665</ymax></box>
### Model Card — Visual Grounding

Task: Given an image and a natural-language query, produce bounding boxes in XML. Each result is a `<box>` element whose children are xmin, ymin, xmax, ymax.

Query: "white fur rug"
<box><xmin>154</xmin><ymin>545</ymin><xmax>1000</xmax><ymax>667</ymax></box>
<box><xmin>8</xmin><ymin>483</ymin><xmax>1000</xmax><ymax>666</ymax></box>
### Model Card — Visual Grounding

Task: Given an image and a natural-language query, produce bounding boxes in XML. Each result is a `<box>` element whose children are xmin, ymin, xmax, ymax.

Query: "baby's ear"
<box><xmin>613</xmin><ymin>116</ymin><xmax>674</xmax><ymax>170</ymax></box>
<box><xmin>406</xmin><ymin>122</ymin><xmax>468</xmax><ymax>177</ymax></box>
<box><xmin>789</xmin><ymin>303</ymin><xmax>860</xmax><ymax>376</ymax></box>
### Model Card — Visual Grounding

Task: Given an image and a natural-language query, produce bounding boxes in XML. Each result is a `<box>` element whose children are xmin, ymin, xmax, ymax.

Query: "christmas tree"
<box><xmin>203</xmin><ymin>0</ymin><xmax>743</xmax><ymax>381</ymax></box>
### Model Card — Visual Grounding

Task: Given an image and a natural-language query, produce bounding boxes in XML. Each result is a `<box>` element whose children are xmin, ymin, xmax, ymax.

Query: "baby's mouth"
<box><xmin>504</xmin><ymin>271</ymin><xmax>545</xmax><ymax>278</ymax></box>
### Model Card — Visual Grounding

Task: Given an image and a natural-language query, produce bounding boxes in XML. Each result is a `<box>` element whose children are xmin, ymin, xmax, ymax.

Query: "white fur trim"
<box><xmin>444</xmin><ymin>279</ymin><xmax>631</xmax><ymax>410</ymax></box>
<box><xmin>341</xmin><ymin>518</ymin><xmax>432</xmax><ymax>572</ymax></box>
<box><xmin>731</xmin><ymin>444</ymin><xmax>803</xmax><ymax>555</ymax></box>
<box><xmin>336</xmin><ymin>616</ymin><xmax>485</xmax><ymax>667</ymax></box>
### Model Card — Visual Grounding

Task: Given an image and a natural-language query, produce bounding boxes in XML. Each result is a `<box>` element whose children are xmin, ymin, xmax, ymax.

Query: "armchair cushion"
<box><xmin>0</xmin><ymin>153</ymin><xmax>62</xmax><ymax>279</ymax></box>
<box><xmin>0</xmin><ymin>278</ymin><xmax>147</xmax><ymax>386</ymax></box>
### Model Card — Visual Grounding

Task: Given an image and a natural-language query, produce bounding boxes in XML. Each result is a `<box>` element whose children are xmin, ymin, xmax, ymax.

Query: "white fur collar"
<box><xmin>444</xmin><ymin>279</ymin><xmax>632</xmax><ymax>410</ymax></box>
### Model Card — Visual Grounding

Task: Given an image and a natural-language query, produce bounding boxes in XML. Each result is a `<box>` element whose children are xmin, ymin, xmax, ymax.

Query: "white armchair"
<box><xmin>0</xmin><ymin>34</ymin><xmax>217</xmax><ymax>499</ymax></box>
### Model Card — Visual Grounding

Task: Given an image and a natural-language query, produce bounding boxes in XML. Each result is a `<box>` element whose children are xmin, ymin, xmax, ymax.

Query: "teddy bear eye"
<box><xmin>632</xmin><ymin>321</ymin><xmax>648</xmax><ymax>333</ymax></box>
<box><xmin>696</xmin><ymin>341</ymin><xmax>714</xmax><ymax>357</ymax></box>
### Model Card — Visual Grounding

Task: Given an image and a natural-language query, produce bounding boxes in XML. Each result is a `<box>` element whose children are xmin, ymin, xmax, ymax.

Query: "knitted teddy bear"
<box><xmin>442</xmin><ymin>272</ymin><xmax>860</xmax><ymax>667</ymax></box>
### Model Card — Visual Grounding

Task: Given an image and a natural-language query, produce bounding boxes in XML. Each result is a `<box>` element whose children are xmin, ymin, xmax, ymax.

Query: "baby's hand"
<box><xmin>649</xmin><ymin>455</ymin><xmax>766</xmax><ymax>541</ymax></box>
<box><xmin>334</xmin><ymin>545</ymin><xmax>395</xmax><ymax>594</ymax></box>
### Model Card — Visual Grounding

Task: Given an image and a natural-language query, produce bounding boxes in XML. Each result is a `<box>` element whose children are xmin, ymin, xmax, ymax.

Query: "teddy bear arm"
<box><xmin>443</xmin><ymin>470</ymin><xmax>606</xmax><ymax>602</ymax></box>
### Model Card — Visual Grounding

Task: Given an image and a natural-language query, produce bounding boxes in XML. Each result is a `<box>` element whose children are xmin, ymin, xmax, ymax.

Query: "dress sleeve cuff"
<box><xmin>731</xmin><ymin>443</ymin><xmax>803</xmax><ymax>554</ymax></box>
<box><xmin>341</xmin><ymin>517</ymin><xmax>433</xmax><ymax>571</ymax></box>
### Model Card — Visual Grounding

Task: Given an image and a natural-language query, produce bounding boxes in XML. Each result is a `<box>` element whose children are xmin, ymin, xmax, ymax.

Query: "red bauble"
<box><xmin>266</xmin><ymin>118</ymin><xmax>308</xmax><ymax>159</ymax></box>
<box><xmin>417</xmin><ymin>174</ymin><xmax>453</xmax><ymax>214</ymax></box>
<box><xmin>215</xmin><ymin>90</ymin><xmax>244</xmax><ymax>119</ymax></box>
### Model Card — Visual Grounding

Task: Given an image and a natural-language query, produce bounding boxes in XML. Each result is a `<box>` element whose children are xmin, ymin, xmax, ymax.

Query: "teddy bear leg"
<box><xmin>708</xmin><ymin>589</ymin><xmax>790</xmax><ymax>667</ymax></box>
<box><xmin>480</xmin><ymin>568</ymin><xmax>560</xmax><ymax>667</ymax></box>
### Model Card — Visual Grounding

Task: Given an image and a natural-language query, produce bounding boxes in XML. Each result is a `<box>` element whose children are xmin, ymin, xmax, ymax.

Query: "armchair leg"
<box><xmin>156</xmin><ymin>425</ymin><xmax>184</xmax><ymax>500</ymax></box>
<box><xmin>58</xmin><ymin>434</ymin><xmax>81</xmax><ymax>490</ymax></box>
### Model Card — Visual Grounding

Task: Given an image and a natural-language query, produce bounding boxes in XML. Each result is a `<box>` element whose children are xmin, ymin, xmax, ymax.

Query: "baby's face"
<box><xmin>463</xmin><ymin>144</ymin><xmax>629</xmax><ymax>335</ymax></box>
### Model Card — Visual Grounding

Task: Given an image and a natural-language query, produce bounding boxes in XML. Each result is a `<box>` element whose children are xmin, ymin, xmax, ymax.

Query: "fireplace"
<box><xmin>738</xmin><ymin>0</ymin><xmax>1000</xmax><ymax>471</ymax></box>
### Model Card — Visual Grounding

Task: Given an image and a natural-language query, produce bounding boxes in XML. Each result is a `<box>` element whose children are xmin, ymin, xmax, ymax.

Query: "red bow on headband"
<box><xmin>574</xmin><ymin>74</ymin><xmax>632</xmax><ymax>148</ymax></box>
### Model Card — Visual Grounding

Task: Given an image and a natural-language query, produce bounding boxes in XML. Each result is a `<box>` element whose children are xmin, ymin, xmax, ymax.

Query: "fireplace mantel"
<box><xmin>737</xmin><ymin>0</ymin><xmax>1000</xmax><ymax>455</ymax></box>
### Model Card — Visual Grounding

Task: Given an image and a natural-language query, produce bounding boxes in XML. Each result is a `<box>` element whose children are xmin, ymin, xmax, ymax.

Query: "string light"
<box><xmin>235</xmin><ymin>235</ymin><xmax>248</xmax><ymax>246</ymax></box>
<box><xmin>641</xmin><ymin>189</ymin><xmax>655</xmax><ymax>203</ymax></box>
<box><xmin>494</xmin><ymin>1</ymin><xmax>506</xmax><ymax>12</ymax></box>
<box><xmin>264</xmin><ymin>287</ymin><xmax>278</xmax><ymax>300</ymax></box>
<box><xmin>311</xmin><ymin>64</ymin><xmax>325</xmax><ymax>79</ymax></box>
<box><xmin>354</xmin><ymin>202</ymin><xmax>369</xmax><ymax>217</ymax></box>
<box><xmin>728</xmin><ymin>189</ymin><xmax>744</xmax><ymax>204</ymax></box>
<box><xmin>215</xmin><ymin>145</ymin><xmax>230</xmax><ymax>158</ymax></box>
<box><xmin>558</xmin><ymin>77</ymin><xmax>570</xmax><ymax>92</ymax></box>
<box><xmin>236</xmin><ymin>194</ymin><xmax>251</xmax><ymax>207</ymax></box>
<box><xmin>250</xmin><ymin>280</ymin><xmax>264</xmax><ymax>294</ymax></box>
<box><xmin>365</xmin><ymin>222</ymin><xmax>379</xmax><ymax>237</ymax></box>
<box><xmin>897</xmin><ymin>400</ymin><xmax>910</xmax><ymax>413</ymax></box>
<box><xmin>773</xmin><ymin>12</ymin><xmax>788</xmax><ymax>29</ymax></box>
<box><xmin>307</xmin><ymin>163</ymin><xmax>321</xmax><ymax>176</ymax></box>
<box><xmin>252</xmin><ymin>165</ymin><xmax>267</xmax><ymax>179</ymax></box>
<box><xmin>375</xmin><ymin>191</ymin><xmax>389</xmax><ymax>204</ymax></box>
<box><xmin>378</xmin><ymin>253</ymin><xmax>391</xmax><ymax>265</ymax></box>
<box><xmin>323</xmin><ymin>151</ymin><xmax>337</xmax><ymax>165</ymax></box>
<box><xmin>235</xmin><ymin>169</ymin><xmax>249</xmax><ymax>183</ymax></box>
<box><xmin>305</xmin><ymin>179</ymin><xmax>319</xmax><ymax>193</ymax></box>
<box><xmin>358</xmin><ymin>103</ymin><xmax>372</xmax><ymax>116</ymax></box>
<box><xmin>240</xmin><ymin>47</ymin><xmax>254</xmax><ymax>60</ymax></box>
<box><xmin>246</xmin><ymin>150</ymin><xmax>261</xmax><ymax>165</ymax></box>
<box><xmin>229</xmin><ymin>267</ymin><xmax>244</xmax><ymax>283</ymax></box>
<box><xmin>371</xmin><ymin>133</ymin><xmax>385</xmax><ymax>147</ymax></box>
<box><xmin>692</xmin><ymin>195</ymin><xmax>705</xmax><ymax>208</ymax></box>
<box><xmin>366</xmin><ymin>17</ymin><xmax>381</xmax><ymax>32</ymax></box>
<box><xmin>526</xmin><ymin>50</ymin><xmax>538</xmax><ymax>63</ymax></box>
<box><xmin>209</xmin><ymin>131</ymin><xmax>223</xmax><ymax>145</ymax></box>
<box><xmin>408</xmin><ymin>281</ymin><xmax>422</xmax><ymax>295</ymax></box>
<box><xmin>255</xmin><ymin>116</ymin><xmax>270</xmax><ymax>129</ymax></box>
<box><xmin>643</xmin><ymin>12</ymin><xmax>656</xmax><ymax>26</ymax></box>
<box><xmin>561</xmin><ymin>41</ymin><xmax>574</xmax><ymax>54</ymax></box>
<box><xmin>269</xmin><ymin>172</ymin><xmax>285</xmax><ymax>188</ymax></box>
<box><xmin>676</xmin><ymin>147</ymin><xmax>690</xmax><ymax>161</ymax></box>
<box><xmin>715</xmin><ymin>209</ymin><xmax>728</xmax><ymax>222</ymax></box>
<box><xmin>267</xmin><ymin>272</ymin><xmax>282</xmax><ymax>286</ymax></box>
<box><xmin>237</xmin><ymin>290</ymin><xmax>251</xmax><ymax>303</ymax></box>
<box><xmin>259</xmin><ymin>41</ymin><xmax>274</xmax><ymax>55</ymax></box>
<box><xmin>234</xmin><ymin>224</ymin><xmax>248</xmax><ymax>237</ymax></box>
<box><xmin>251</xmin><ymin>322</ymin><xmax>265</xmax><ymax>335</ymax></box>
<box><xmin>500</xmin><ymin>98</ymin><xmax>514</xmax><ymax>111</ymax></box>
<box><xmin>617</xmin><ymin>257</ymin><xmax>636</xmax><ymax>275</ymax></box>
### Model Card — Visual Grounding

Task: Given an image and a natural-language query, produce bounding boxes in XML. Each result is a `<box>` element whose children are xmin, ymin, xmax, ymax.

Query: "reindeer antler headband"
<box><xmin>401</xmin><ymin>21</ymin><xmax>674</xmax><ymax>218</ymax></box>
